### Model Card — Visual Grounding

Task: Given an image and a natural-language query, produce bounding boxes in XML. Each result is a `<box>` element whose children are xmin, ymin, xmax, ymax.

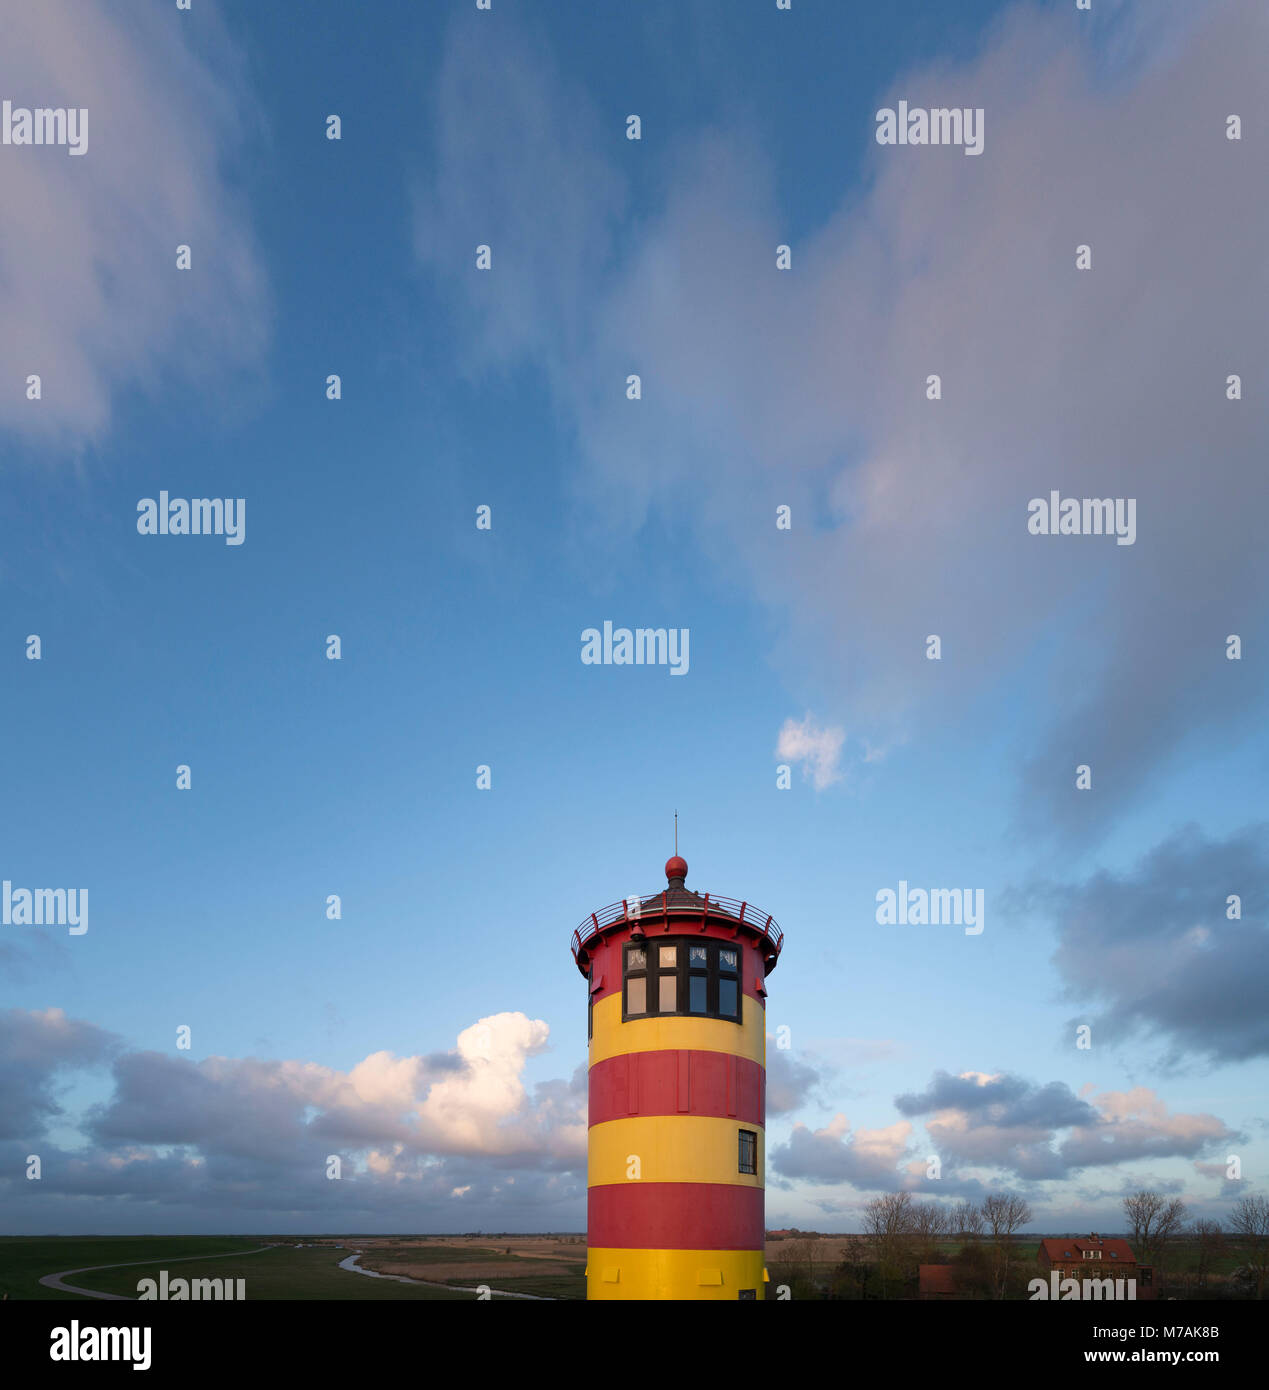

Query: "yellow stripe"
<box><xmin>587</xmin><ymin>1247</ymin><xmax>766</xmax><ymax>1300</ymax></box>
<box><xmin>588</xmin><ymin>1115</ymin><xmax>764</xmax><ymax>1187</ymax></box>
<box><xmin>589</xmin><ymin>990</ymin><xmax>765</xmax><ymax>1067</ymax></box>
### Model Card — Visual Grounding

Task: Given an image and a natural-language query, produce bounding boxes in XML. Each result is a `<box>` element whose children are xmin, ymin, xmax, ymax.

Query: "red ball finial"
<box><xmin>665</xmin><ymin>855</ymin><xmax>688</xmax><ymax>881</ymax></box>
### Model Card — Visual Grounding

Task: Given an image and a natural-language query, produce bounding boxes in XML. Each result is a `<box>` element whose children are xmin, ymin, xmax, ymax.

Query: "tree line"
<box><xmin>768</xmin><ymin>1189</ymin><xmax>1269</xmax><ymax>1299</ymax></box>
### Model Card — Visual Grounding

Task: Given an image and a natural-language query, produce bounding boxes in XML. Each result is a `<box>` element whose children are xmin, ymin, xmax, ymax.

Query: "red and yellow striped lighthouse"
<box><xmin>570</xmin><ymin>854</ymin><xmax>784</xmax><ymax>1300</ymax></box>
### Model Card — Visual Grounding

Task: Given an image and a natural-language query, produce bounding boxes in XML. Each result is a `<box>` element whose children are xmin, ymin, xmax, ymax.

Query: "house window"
<box><xmin>623</xmin><ymin>938</ymin><xmax>745</xmax><ymax>1024</ymax></box>
<box><xmin>738</xmin><ymin>1129</ymin><xmax>758</xmax><ymax>1175</ymax></box>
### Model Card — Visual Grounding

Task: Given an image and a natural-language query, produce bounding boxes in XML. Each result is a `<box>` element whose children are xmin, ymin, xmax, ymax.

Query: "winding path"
<box><xmin>338</xmin><ymin>1251</ymin><xmax>555</xmax><ymax>1300</ymax></box>
<box><xmin>39</xmin><ymin>1245</ymin><xmax>271</xmax><ymax>1300</ymax></box>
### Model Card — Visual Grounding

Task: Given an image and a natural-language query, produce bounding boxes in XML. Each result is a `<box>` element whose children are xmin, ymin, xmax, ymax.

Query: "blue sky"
<box><xmin>2</xmin><ymin>0</ymin><xmax>1267</xmax><ymax>1235</ymax></box>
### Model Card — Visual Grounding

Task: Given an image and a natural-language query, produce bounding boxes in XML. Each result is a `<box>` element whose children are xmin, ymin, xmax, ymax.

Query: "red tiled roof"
<box><xmin>919</xmin><ymin>1265</ymin><xmax>959</xmax><ymax>1294</ymax></box>
<box><xmin>1039</xmin><ymin>1237</ymin><xmax>1137</xmax><ymax>1264</ymax></box>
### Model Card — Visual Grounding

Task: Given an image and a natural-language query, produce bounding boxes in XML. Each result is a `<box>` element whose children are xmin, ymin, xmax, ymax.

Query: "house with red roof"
<box><xmin>1037</xmin><ymin>1233</ymin><xmax>1154</xmax><ymax>1298</ymax></box>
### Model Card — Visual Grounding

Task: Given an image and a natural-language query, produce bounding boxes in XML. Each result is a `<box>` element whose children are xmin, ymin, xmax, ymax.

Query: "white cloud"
<box><xmin>776</xmin><ymin>713</ymin><xmax>845</xmax><ymax>789</ymax></box>
<box><xmin>415</xmin><ymin>1</ymin><xmax>1269</xmax><ymax>838</ymax></box>
<box><xmin>0</xmin><ymin>1</ymin><xmax>269</xmax><ymax>448</ymax></box>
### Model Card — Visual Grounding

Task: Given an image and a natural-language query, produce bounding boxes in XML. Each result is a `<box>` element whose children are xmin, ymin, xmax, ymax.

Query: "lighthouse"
<box><xmin>570</xmin><ymin>854</ymin><xmax>784</xmax><ymax>1300</ymax></box>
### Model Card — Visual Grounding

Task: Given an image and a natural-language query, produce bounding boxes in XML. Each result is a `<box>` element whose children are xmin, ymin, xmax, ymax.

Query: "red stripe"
<box><xmin>588</xmin><ymin>1183</ymin><xmax>764</xmax><ymax>1250</ymax></box>
<box><xmin>589</xmin><ymin>1050</ymin><xmax>764</xmax><ymax>1126</ymax></box>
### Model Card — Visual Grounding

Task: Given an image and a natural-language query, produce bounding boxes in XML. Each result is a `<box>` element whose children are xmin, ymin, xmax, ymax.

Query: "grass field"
<box><xmin>0</xmin><ymin>1236</ymin><xmax>585</xmax><ymax>1300</ymax></box>
<box><xmin>356</xmin><ymin>1236</ymin><xmax>587</xmax><ymax>1299</ymax></box>
<box><xmin>73</xmin><ymin>1245</ymin><xmax>474</xmax><ymax>1301</ymax></box>
<box><xmin>0</xmin><ymin>1236</ymin><xmax>268</xmax><ymax>1301</ymax></box>
<box><xmin>9</xmin><ymin>1232</ymin><xmax>1247</xmax><ymax>1301</ymax></box>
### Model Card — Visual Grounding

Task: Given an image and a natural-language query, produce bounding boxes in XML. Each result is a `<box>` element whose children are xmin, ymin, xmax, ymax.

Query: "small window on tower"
<box><xmin>659</xmin><ymin>974</ymin><xmax>677</xmax><ymax>1012</ymax></box>
<box><xmin>659</xmin><ymin>946</ymin><xmax>677</xmax><ymax>968</ymax></box>
<box><xmin>627</xmin><ymin>947</ymin><xmax>647</xmax><ymax>971</ymax></box>
<box><xmin>719</xmin><ymin>948</ymin><xmax>737</xmax><ymax>973</ymax></box>
<box><xmin>689</xmin><ymin>944</ymin><xmax>708</xmax><ymax>968</ymax></box>
<box><xmin>738</xmin><ymin>1129</ymin><xmax>758</xmax><ymax>1175</ymax></box>
<box><xmin>689</xmin><ymin>975</ymin><xmax>707</xmax><ymax>1013</ymax></box>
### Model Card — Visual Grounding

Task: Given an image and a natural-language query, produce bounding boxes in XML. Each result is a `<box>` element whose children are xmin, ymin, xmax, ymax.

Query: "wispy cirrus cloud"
<box><xmin>0</xmin><ymin>0</ymin><xmax>270</xmax><ymax>449</ymax></box>
<box><xmin>412</xmin><ymin>0</ymin><xmax>1269</xmax><ymax>841</ymax></box>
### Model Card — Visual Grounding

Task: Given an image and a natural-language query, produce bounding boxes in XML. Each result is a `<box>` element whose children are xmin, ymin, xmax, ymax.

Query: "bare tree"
<box><xmin>938</xmin><ymin>1204</ymin><xmax>961</xmax><ymax>1246</ymax></box>
<box><xmin>910</xmin><ymin>1202</ymin><xmax>946</xmax><ymax>1265</ymax></box>
<box><xmin>1123</xmin><ymin>1190</ymin><xmax>1188</xmax><ymax>1277</ymax></box>
<box><xmin>954</xmin><ymin>1200</ymin><xmax>984</xmax><ymax>1243</ymax></box>
<box><xmin>1227</xmin><ymin>1195</ymin><xmax>1269</xmax><ymax>1299</ymax></box>
<box><xmin>981</xmin><ymin>1193</ymin><xmax>1033</xmax><ymax>1297</ymax></box>
<box><xmin>1189</xmin><ymin>1219</ymin><xmax>1224</xmax><ymax>1292</ymax></box>
<box><xmin>862</xmin><ymin>1191</ymin><xmax>915</xmax><ymax>1298</ymax></box>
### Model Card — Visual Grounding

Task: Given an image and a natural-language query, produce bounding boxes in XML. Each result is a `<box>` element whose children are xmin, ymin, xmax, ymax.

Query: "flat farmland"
<box><xmin>355</xmin><ymin>1234</ymin><xmax>587</xmax><ymax>1299</ymax></box>
<box><xmin>0</xmin><ymin>1235</ymin><xmax>588</xmax><ymax>1301</ymax></box>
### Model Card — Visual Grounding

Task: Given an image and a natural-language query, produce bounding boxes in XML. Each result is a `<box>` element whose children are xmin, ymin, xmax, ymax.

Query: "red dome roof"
<box><xmin>665</xmin><ymin>855</ymin><xmax>688</xmax><ymax>881</ymax></box>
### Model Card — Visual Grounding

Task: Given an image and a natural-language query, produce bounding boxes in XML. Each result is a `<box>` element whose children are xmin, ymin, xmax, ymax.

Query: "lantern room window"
<box><xmin>627</xmin><ymin>976</ymin><xmax>647</xmax><ymax>1015</ymax></box>
<box><xmin>623</xmin><ymin>937</ymin><xmax>745</xmax><ymax>1023</ymax></box>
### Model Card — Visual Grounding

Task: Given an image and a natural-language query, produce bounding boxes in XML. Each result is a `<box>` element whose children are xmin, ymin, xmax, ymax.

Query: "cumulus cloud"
<box><xmin>0</xmin><ymin>0</ymin><xmax>269</xmax><ymax>447</ymax></box>
<box><xmin>770</xmin><ymin>1113</ymin><xmax>914</xmax><ymax>1188</ymax></box>
<box><xmin>765</xmin><ymin>1043</ymin><xmax>827</xmax><ymax>1115</ymax></box>
<box><xmin>1015</xmin><ymin>823</ymin><xmax>1269</xmax><ymax>1064</ymax></box>
<box><xmin>895</xmin><ymin>1069</ymin><xmax>1098</xmax><ymax>1131</ymax></box>
<box><xmin>89</xmin><ymin>1010</ymin><xmax>584</xmax><ymax>1166</ymax></box>
<box><xmin>898</xmin><ymin>1068</ymin><xmax>1235</xmax><ymax>1182</ymax></box>
<box><xmin>0</xmin><ymin>1009</ymin><xmax>586</xmax><ymax>1233</ymax></box>
<box><xmin>0</xmin><ymin>1006</ymin><xmax>118</xmax><ymax>1138</ymax></box>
